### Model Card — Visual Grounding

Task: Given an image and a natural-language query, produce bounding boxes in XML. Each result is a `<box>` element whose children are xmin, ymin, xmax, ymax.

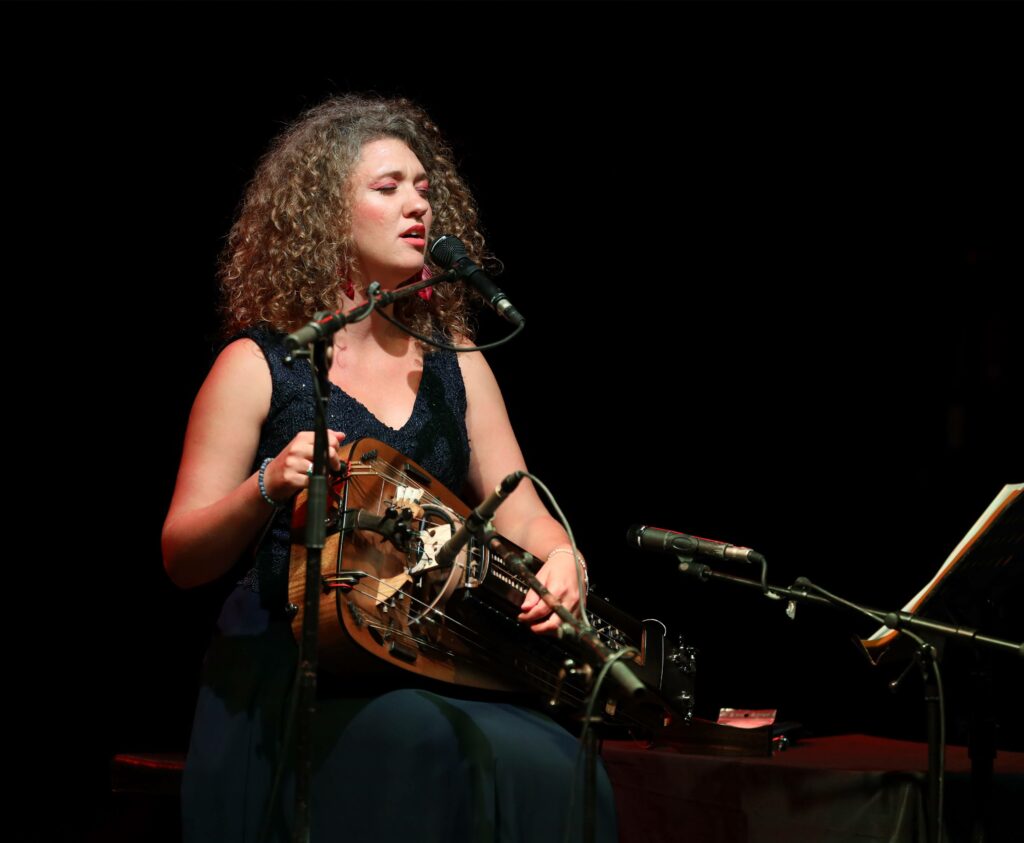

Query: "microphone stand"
<box><xmin>492</xmin><ymin>537</ymin><xmax>647</xmax><ymax>843</ymax></box>
<box><xmin>673</xmin><ymin>559</ymin><xmax>1022</xmax><ymax>843</ymax></box>
<box><xmin>280</xmin><ymin>275</ymin><xmax>450</xmax><ymax>843</ymax></box>
<box><xmin>287</xmin><ymin>336</ymin><xmax>331</xmax><ymax>843</ymax></box>
<box><xmin>674</xmin><ymin>561</ymin><xmax>1021</xmax><ymax>658</ymax></box>
<box><xmin>283</xmin><ymin>272</ymin><xmax>453</xmax><ymax>352</ymax></box>
<box><xmin>792</xmin><ymin>577</ymin><xmax>946</xmax><ymax>843</ymax></box>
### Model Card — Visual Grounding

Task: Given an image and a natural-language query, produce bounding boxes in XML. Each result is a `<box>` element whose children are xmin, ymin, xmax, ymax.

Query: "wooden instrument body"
<box><xmin>287</xmin><ymin>438</ymin><xmax>696</xmax><ymax>723</ymax></box>
<box><xmin>288</xmin><ymin>437</ymin><xmax>524</xmax><ymax>691</ymax></box>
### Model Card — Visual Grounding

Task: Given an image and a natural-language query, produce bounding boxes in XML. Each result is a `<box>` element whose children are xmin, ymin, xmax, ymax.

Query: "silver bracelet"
<box><xmin>546</xmin><ymin>546</ymin><xmax>589</xmax><ymax>593</ymax></box>
<box><xmin>258</xmin><ymin>457</ymin><xmax>284</xmax><ymax>508</ymax></box>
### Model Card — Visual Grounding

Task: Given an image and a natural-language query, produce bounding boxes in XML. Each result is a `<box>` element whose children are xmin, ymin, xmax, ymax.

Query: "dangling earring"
<box><xmin>341</xmin><ymin>277</ymin><xmax>355</xmax><ymax>300</ymax></box>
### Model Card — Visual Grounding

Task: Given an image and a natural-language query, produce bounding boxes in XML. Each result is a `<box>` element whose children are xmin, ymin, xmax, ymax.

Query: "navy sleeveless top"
<box><xmin>185</xmin><ymin>328</ymin><xmax>619</xmax><ymax>843</ymax></box>
<box><xmin>237</xmin><ymin>326</ymin><xmax>471</xmax><ymax>604</ymax></box>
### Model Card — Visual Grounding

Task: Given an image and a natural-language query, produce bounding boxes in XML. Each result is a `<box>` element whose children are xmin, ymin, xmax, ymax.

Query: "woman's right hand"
<box><xmin>261</xmin><ymin>430</ymin><xmax>347</xmax><ymax>503</ymax></box>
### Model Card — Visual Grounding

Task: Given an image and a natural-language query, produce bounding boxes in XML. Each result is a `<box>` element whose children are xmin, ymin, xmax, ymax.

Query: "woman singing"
<box><xmin>162</xmin><ymin>94</ymin><xmax>616</xmax><ymax>842</ymax></box>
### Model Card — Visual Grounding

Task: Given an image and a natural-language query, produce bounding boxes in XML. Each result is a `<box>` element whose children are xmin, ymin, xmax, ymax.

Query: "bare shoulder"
<box><xmin>187</xmin><ymin>338</ymin><xmax>271</xmax><ymax>462</ymax></box>
<box><xmin>455</xmin><ymin>345</ymin><xmax>501</xmax><ymax>400</ymax></box>
<box><xmin>168</xmin><ymin>338</ymin><xmax>271</xmax><ymax>517</ymax></box>
<box><xmin>210</xmin><ymin>337</ymin><xmax>270</xmax><ymax>382</ymax></box>
<box><xmin>195</xmin><ymin>338</ymin><xmax>271</xmax><ymax>416</ymax></box>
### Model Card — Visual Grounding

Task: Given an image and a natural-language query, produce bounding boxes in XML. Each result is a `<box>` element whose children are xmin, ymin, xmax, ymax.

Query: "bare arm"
<box><xmin>459</xmin><ymin>350</ymin><xmax>585</xmax><ymax>632</ymax></box>
<box><xmin>162</xmin><ymin>338</ymin><xmax>342</xmax><ymax>589</ymax></box>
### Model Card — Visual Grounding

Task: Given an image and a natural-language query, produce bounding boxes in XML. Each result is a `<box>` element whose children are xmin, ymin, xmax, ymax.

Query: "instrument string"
<box><xmin>335</xmin><ymin>579</ymin><xmax>484</xmax><ymax>644</ymax></box>
<box><xmin>356</xmin><ymin>609</ymin><xmax>589</xmax><ymax>705</ymax></box>
<box><xmin>329</xmin><ymin>534</ymin><xmax>626</xmax><ymax>659</ymax></box>
<box><xmin>339</xmin><ymin>560</ymin><xmax>628</xmax><ymax>660</ymax></box>
<box><xmin>334</xmin><ymin>577</ymin><xmax>593</xmax><ymax>708</ymax></box>
<box><xmin>319</xmin><ymin>448</ymin><xmax>654</xmax><ymax>719</ymax></box>
<box><xmin>348</xmin><ymin>457</ymin><xmax>599</xmax><ymax>644</ymax></box>
<box><xmin>328</xmin><ymin>583</ymin><xmax>658</xmax><ymax>727</ymax></box>
<box><xmin>348</xmin><ymin>459</ymin><xmax>450</xmax><ymax>512</ymax></box>
<box><xmin>350</xmin><ymin>459</ymin><xmax>608</xmax><ymax>642</ymax></box>
<box><xmin>337</xmin><ymin>581</ymin><xmax>505</xmax><ymax>659</ymax></box>
<box><xmin>355</xmin><ymin>619</ymin><xmax>459</xmax><ymax>660</ymax></box>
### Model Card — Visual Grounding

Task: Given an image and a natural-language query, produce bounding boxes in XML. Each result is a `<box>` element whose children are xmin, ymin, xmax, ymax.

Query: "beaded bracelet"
<box><xmin>258</xmin><ymin>457</ymin><xmax>284</xmax><ymax>508</ymax></box>
<box><xmin>546</xmin><ymin>546</ymin><xmax>590</xmax><ymax>593</ymax></box>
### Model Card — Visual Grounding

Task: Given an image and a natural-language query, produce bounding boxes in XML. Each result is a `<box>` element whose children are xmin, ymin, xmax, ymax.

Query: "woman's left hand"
<box><xmin>517</xmin><ymin>551</ymin><xmax>583</xmax><ymax>635</ymax></box>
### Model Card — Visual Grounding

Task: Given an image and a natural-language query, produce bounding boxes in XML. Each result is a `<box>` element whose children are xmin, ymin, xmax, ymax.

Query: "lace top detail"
<box><xmin>237</xmin><ymin>326</ymin><xmax>471</xmax><ymax>603</ymax></box>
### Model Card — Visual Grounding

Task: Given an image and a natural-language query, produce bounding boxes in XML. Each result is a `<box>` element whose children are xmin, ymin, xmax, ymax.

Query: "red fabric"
<box><xmin>600</xmin><ymin>734</ymin><xmax>1024</xmax><ymax>843</ymax></box>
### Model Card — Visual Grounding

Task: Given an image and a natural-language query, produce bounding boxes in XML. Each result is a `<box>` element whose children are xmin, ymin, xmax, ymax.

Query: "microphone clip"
<box><xmin>676</xmin><ymin>557</ymin><xmax>713</xmax><ymax>581</ymax></box>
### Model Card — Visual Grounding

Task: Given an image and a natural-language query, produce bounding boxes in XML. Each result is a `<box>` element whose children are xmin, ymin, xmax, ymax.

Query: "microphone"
<box><xmin>627</xmin><ymin>525</ymin><xmax>765</xmax><ymax>565</ymax></box>
<box><xmin>436</xmin><ymin>471</ymin><xmax>525</xmax><ymax>567</ymax></box>
<box><xmin>429</xmin><ymin>235</ymin><xmax>525</xmax><ymax>327</ymax></box>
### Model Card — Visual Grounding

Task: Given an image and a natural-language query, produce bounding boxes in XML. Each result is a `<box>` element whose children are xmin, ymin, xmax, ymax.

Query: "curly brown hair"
<box><xmin>219</xmin><ymin>94</ymin><xmax>487</xmax><ymax>343</ymax></box>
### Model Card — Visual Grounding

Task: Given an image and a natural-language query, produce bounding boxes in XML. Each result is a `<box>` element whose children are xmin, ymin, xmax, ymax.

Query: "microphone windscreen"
<box><xmin>429</xmin><ymin>235</ymin><xmax>468</xmax><ymax>269</ymax></box>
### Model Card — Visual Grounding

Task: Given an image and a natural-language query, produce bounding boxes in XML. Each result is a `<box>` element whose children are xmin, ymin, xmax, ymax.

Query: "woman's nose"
<box><xmin>405</xmin><ymin>188</ymin><xmax>430</xmax><ymax>218</ymax></box>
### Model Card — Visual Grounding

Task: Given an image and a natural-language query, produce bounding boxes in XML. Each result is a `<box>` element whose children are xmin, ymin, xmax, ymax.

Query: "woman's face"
<box><xmin>348</xmin><ymin>138</ymin><xmax>433</xmax><ymax>288</ymax></box>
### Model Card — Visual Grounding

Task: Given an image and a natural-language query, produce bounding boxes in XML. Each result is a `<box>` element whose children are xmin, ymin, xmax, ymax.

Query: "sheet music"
<box><xmin>864</xmin><ymin>482</ymin><xmax>1022</xmax><ymax>647</ymax></box>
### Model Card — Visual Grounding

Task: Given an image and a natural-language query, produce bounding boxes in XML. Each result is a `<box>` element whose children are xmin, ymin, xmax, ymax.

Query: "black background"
<box><xmin>19</xmin><ymin>2</ymin><xmax>1022</xmax><ymax>831</ymax></box>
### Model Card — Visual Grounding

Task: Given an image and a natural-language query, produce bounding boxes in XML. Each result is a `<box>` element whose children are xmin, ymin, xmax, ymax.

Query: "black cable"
<box><xmin>523</xmin><ymin>471</ymin><xmax>591</xmax><ymax>629</ymax></box>
<box><xmin>561</xmin><ymin>647</ymin><xmax>639</xmax><ymax>843</ymax></box>
<box><xmin>373</xmin><ymin>303</ymin><xmax>526</xmax><ymax>352</ymax></box>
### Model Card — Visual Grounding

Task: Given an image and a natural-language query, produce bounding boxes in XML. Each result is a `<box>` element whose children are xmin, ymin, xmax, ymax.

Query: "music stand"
<box><xmin>861</xmin><ymin>483</ymin><xmax>1023</xmax><ymax>843</ymax></box>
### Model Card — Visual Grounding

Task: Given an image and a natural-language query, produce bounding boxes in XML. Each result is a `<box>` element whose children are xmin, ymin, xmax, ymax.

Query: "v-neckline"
<box><xmin>329</xmin><ymin>359</ymin><xmax>427</xmax><ymax>433</ymax></box>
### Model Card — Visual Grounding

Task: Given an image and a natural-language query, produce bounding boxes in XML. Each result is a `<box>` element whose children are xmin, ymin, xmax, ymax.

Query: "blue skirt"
<box><xmin>182</xmin><ymin>588</ymin><xmax>618</xmax><ymax>842</ymax></box>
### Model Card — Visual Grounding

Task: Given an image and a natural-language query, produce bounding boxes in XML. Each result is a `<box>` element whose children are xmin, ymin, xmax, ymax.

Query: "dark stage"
<box><xmin>22</xmin><ymin>4</ymin><xmax>1022</xmax><ymax>841</ymax></box>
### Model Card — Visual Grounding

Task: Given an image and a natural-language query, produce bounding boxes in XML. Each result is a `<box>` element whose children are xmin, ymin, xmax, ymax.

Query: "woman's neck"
<box><xmin>336</xmin><ymin>269</ymin><xmax>419</xmax><ymax>354</ymax></box>
<box><xmin>334</xmin><ymin>297</ymin><xmax>412</xmax><ymax>358</ymax></box>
